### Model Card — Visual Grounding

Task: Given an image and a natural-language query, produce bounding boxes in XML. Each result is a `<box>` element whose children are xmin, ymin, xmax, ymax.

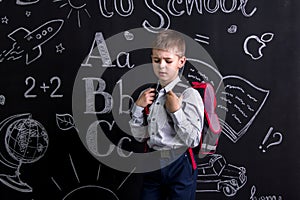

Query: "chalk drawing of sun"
<box><xmin>62</xmin><ymin>185</ymin><xmax>119</xmax><ymax>200</ymax></box>
<box><xmin>53</xmin><ymin>0</ymin><xmax>91</xmax><ymax>28</ymax></box>
<box><xmin>51</xmin><ymin>154</ymin><xmax>136</xmax><ymax>200</ymax></box>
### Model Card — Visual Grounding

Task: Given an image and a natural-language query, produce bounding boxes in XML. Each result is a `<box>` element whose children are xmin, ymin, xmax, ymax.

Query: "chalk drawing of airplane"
<box><xmin>7</xmin><ymin>19</ymin><xmax>64</xmax><ymax>65</ymax></box>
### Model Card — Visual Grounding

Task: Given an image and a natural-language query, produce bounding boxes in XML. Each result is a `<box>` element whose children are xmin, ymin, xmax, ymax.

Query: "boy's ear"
<box><xmin>178</xmin><ymin>56</ymin><xmax>186</xmax><ymax>68</ymax></box>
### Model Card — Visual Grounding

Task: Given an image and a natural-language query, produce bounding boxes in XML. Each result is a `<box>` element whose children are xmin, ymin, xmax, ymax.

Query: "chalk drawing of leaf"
<box><xmin>261</xmin><ymin>32</ymin><xmax>274</xmax><ymax>43</ymax></box>
<box><xmin>56</xmin><ymin>113</ymin><xmax>76</xmax><ymax>131</ymax></box>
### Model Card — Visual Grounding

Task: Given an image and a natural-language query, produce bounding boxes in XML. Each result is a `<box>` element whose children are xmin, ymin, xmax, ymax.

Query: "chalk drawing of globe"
<box><xmin>5</xmin><ymin>118</ymin><xmax>49</xmax><ymax>164</ymax></box>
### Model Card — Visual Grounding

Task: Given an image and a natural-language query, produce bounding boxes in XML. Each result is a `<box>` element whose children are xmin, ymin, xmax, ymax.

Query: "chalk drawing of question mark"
<box><xmin>259</xmin><ymin>127</ymin><xmax>283</xmax><ymax>153</ymax></box>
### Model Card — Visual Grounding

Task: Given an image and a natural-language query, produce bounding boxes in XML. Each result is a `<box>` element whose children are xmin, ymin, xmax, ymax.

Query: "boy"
<box><xmin>129</xmin><ymin>29</ymin><xmax>204</xmax><ymax>200</ymax></box>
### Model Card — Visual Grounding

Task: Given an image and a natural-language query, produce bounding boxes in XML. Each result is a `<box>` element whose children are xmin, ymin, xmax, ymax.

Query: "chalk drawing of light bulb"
<box><xmin>0</xmin><ymin>113</ymin><xmax>49</xmax><ymax>192</ymax></box>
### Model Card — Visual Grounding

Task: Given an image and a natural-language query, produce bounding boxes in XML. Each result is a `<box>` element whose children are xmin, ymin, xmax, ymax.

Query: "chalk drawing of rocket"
<box><xmin>0</xmin><ymin>19</ymin><xmax>64</xmax><ymax>65</ymax></box>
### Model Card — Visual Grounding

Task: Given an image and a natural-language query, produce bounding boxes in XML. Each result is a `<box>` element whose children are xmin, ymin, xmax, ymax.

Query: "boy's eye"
<box><xmin>152</xmin><ymin>58</ymin><xmax>173</xmax><ymax>64</ymax></box>
<box><xmin>153</xmin><ymin>58</ymin><xmax>160</xmax><ymax>63</ymax></box>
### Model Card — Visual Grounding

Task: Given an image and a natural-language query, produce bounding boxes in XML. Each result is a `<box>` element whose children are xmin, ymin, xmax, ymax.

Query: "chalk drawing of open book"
<box><xmin>185</xmin><ymin>58</ymin><xmax>269</xmax><ymax>143</ymax></box>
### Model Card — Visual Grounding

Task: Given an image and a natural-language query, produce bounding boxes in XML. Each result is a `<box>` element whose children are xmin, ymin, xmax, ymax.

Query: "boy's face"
<box><xmin>151</xmin><ymin>49</ymin><xmax>186</xmax><ymax>87</ymax></box>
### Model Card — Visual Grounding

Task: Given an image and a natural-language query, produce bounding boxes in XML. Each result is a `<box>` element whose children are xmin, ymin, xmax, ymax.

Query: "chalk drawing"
<box><xmin>83</xmin><ymin>77</ymin><xmax>113</xmax><ymax>114</ymax></box>
<box><xmin>243</xmin><ymin>32</ymin><xmax>274</xmax><ymax>60</ymax></box>
<box><xmin>83</xmin><ymin>32</ymin><xmax>137</xmax><ymax>68</ymax></box>
<box><xmin>142</xmin><ymin>0</ymin><xmax>257</xmax><ymax>32</ymax></box>
<box><xmin>16</xmin><ymin>0</ymin><xmax>39</xmax><ymax>6</ymax></box>
<box><xmin>50</xmin><ymin>154</ymin><xmax>123</xmax><ymax>200</ymax></box>
<box><xmin>1</xmin><ymin>16</ymin><xmax>8</xmax><ymax>24</ymax></box>
<box><xmin>98</xmin><ymin>0</ymin><xmax>134</xmax><ymax>18</ymax></box>
<box><xmin>0</xmin><ymin>113</ymin><xmax>49</xmax><ymax>192</ymax></box>
<box><xmin>116</xmin><ymin>79</ymin><xmax>134</xmax><ymax>115</ymax></box>
<box><xmin>194</xmin><ymin>0</ymin><xmax>256</xmax><ymax>16</ymax></box>
<box><xmin>25</xmin><ymin>11</ymin><xmax>31</xmax><ymax>17</ymax></box>
<box><xmin>185</xmin><ymin>59</ymin><xmax>269</xmax><ymax>143</ymax></box>
<box><xmin>56</xmin><ymin>113</ymin><xmax>78</xmax><ymax>132</ymax></box>
<box><xmin>56</xmin><ymin>43</ymin><xmax>65</xmax><ymax>53</ymax></box>
<box><xmin>124</xmin><ymin>31</ymin><xmax>134</xmax><ymax>41</ymax></box>
<box><xmin>250</xmin><ymin>185</ymin><xmax>283</xmax><ymax>200</ymax></box>
<box><xmin>96</xmin><ymin>164</ymin><xmax>101</xmax><ymax>181</ymax></box>
<box><xmin>53</xmin><ymin>0</ymin><xmax>91</xmax><ymax>28</ymax></box>
<box><xmin>194</xmin><ymin>34</ymin><xmax>210</xmax><ymax>45</ymax></box>
<box><xmin>259</xmin><ymin>127</ymin><xmax>283</xmax><ymax>153</ymax></box>
<box><xmin>0</xmin><ymin>95</ymin><xmax>5</xmax><ymax>105</ymax></box>
<box><xmin>196</xmin><ymin>154</ymin><xmax>247</xmax><ymax>197</ymax></box>
<box><xmin>24</xmin><ymin>76</ymin><xmax>63</xmax><ymax>98</ymax></box>
<box><xmin>117</xmin><ymin>167</ymin><xmax>135</xmax><ymax>190</ymax></box>
<box><xmin>217</xmin><ymin>76</ymin><xmax>269</xmax><ymax>143</ymax></box>
<box><xmin>116</xmin><ymin>52</ymin><xmax>135</xmax><ymax>68</ymax></box>
<box><xmin>81</xmin><ymin>32</ymin><xmax>116</xmax><ymax>67</ymax></box>
<box><xmin>51</xmin><ymin>176</ymin><xmax>62</xmax><ymax>191</ymax></box>
<box><xmin>50</xmin><ymin>77</ymin><xmax>63</xmax><ymax>97</ymax></box>
<box><xmin>63</xmin><ymin>185</ymin><xmax>119</xmax><ymax>200</ymax></box>
<box><xmin>69</xmin><ymin>154</ymin><xmax>80</xmax><ymax>183</ymax></box>
<box><xmin>0</xmin><ymin>19</ymin><xmax>64</xmax><ymax>65</ymax></box>
<box><xmin>98</xmin><ymin>0</ymin><xmax>113</xmax><ymax>17</ymax></box>
<box><xmin>238</xmin><ymin>0</ymin><xmax>257</xmax><ymax>17</ymax></box>
<box><xmin>95</xmin><ymin>0</ymin><xmax>257</xmax><ymax>31</ymax></box>
<box><xmin>85</xmin><ymin>119</ymin><xmax>115</xmax><ymax>157</ymax></box>
<box><xmin>142</xmin><ymin>0</ymin><xmax>170</xmax><ymax>33</ymax></box>
<box><xmin>228</xmin><ymin>24</ymin><xmax>238</xmax><ymax>33</ymax></box>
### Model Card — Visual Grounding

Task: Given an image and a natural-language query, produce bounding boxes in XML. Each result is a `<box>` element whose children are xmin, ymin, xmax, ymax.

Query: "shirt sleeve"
<box><xmin>129</xmin><ymin>103</ymin><xmax>149</xmax><ymax>142</ymax></box>
<box><xmin>169</xmin><ymin>87</ymin><xmax>204</xmax><ymax>148</ymax></box>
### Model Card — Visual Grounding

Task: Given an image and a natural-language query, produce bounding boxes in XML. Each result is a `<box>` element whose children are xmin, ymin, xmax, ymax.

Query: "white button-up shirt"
<box><xmin>129</xmin><ymin>76</ymin><xmax>204</xmax><ymax>150</ymax></box>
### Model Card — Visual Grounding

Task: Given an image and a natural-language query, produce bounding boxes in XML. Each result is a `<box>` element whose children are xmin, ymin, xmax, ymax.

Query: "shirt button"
<box><xmin>152</xmin><ymin>118</ymin><xmax>156</xmax><ymax>121</ymax></box>
<box><xmin>156</xmin><ymin>102</ymin><xmax>160</xmax><ymax>105</ymax></box>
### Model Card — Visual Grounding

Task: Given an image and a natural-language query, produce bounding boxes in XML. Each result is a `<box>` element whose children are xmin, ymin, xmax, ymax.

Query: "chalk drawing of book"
<box><xmin>216</xmin><ymin>76</ymin><xmax>269</xmax><ymax>143</ymax></box>
<box><xmin>186</xmin><ymin>58</ymin><xmax>269</xmax><ymax>143</ymax></box>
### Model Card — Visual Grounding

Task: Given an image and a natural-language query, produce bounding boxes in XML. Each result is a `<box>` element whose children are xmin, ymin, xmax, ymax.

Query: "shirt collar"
<box><xmin>159</xmin><ymin>76</ymin><xmax>181</xmax><ymax>93</ymax></box>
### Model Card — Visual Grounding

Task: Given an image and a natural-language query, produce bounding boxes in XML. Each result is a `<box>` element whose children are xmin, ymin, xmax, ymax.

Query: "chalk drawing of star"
<box><xmin>1</xmin><ymin>16</ymin><xmax>8</xmax><ymax>24</ymax></box>
<box><xmin>56</xmin><ymin>43</ymin><xmax>65</xmax><ymax>53</ymax></box>
<box><xmin>25</xmin><ymin>11</ymin><xmax>31</xmax><ymax>17</ymax></box>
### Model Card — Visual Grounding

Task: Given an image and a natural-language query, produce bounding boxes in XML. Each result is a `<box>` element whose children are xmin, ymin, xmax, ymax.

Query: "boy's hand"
<box><xmin>165</xmin><ymin>90</ymin><xmax>181</xmax><ymax>113</ymax></box>
<box><xmin>136</xmin><ymin>88</ymin><xmax>156</xmax><ymax>108</ymax></box>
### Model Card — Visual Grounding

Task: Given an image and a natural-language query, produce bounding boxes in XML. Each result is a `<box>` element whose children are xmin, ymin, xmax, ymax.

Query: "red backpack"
<box><xmin>143</xmin><ymin>81</ymin><xmax>222</xmax><ymax>170</ymax></box>
<box><xmin>188</xmin><ymin>82</ymin><xmax>222</xmax><ymax>169</ymax></box>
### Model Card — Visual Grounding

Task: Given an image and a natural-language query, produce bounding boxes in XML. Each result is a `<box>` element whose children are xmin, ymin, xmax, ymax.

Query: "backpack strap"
<box><xmin>188</xmin><ymin>148</ymin><xmax>197</xmax><ymax>170</ymax></box>
<box><xmin>142</xmin><ymin>81</ymin><xmax>199</xmax><ymax>170</ymax></box>
<box><xmin>173</xmin><ymin>82</ymin><xmax>199</xmax><ymax>170</ymax></box>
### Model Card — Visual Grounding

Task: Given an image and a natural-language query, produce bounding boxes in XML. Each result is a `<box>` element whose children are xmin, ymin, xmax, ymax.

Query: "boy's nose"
<box><xmin>159</xmin><ymin>61</ymin><xmax>167</xmax><ymax>68</ymax></box>
<box><xmin>159</xmin><ymin>64</ymin><xmax>166</xmax><ymax>69</ymax></box>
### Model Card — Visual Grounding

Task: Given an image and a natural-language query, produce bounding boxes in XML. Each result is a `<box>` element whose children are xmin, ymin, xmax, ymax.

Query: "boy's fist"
<box><xmin>136</xmin><ymin>88</ymin><xmax>156</xmax><ymax>108</ymax></box>
<box><xmin>165</xmin><ymin>90</ymin><xmax>181</xmax><ymax>113</ymax></box>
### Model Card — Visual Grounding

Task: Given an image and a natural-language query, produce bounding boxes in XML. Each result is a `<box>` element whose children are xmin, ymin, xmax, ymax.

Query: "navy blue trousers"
<box><xmin>141</xmin><ymin>152</ymin><xmax>198</xmax><ymax>200</ymax></box>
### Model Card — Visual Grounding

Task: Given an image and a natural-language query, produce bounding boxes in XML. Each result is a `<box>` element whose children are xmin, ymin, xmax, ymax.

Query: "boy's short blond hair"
<box><xmin>152</xmin><ymin>29</ymin><xmax>186</xmax><ymax>57</ymax></box>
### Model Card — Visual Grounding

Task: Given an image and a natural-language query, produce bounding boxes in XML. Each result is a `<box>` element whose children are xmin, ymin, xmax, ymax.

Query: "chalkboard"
<box><xmin>0</xmin><ymin>0</ymin><xmax>299</xmax><ymax>199</ymax></box>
